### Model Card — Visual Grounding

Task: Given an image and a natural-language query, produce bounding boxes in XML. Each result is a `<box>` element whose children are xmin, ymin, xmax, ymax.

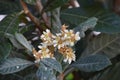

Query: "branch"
<box><xmin>57</xmin><ymin>67</ymin><xmax>75</xmax><ymax>80</ymax></box>
<box><xmin>57</xmin><ymin>73</ymin><xmax>64</xmax><ymax>80</ymax></box>
<box><xmin>36</xmin><ymin>0</ymin><xmax>50</xmax><ymax>28</ymax></box>
<box><xmin>20</xmin><ymin>0</ymin><xmax>43</xmax><ymax>32</ymax></box>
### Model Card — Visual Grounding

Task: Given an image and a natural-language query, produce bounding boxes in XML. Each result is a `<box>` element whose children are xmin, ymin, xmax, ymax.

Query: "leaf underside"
<box><xmin>71</xmin><ymin>54</ymin><xmax>111</xmax><ymax>72</ymax></box>
<box><xmin>0</xmin><ymin>58</ymin><xmax>33</xmax><ymax>74</ymax></box>
<box><xmin>41</xmin><ymin>58</ymin><xmax>62</xmax><ymax>73</ymax></box>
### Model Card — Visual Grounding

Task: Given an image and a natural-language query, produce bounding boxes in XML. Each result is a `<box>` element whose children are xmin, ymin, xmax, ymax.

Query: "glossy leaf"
<box><xmin>15</xmin><ymin>33</ymin><xmax>33</xmax><ymax>52</ymax></box>
<box><xmin>71</xmin><ymin>54</ymin><xmax>111</xmax><ymax>72</ymax></box>
<box><xmin>0</xmin><ymin>41</ymin><xmax>12</xmax><ymax>61</ymax></box>
<box><xmin>0</xmin><ymin>58</ymin><xmax>33</xmax><ymax>74</ymax></box>
<box><xmin>41</xmin><ymin>58</ymin><xmax>62</xmax><ymax>73</ymax></box>
<box><xmin>0</xmin><ymin>1</ymin><xmax>21</xmax><ymax>14</ymax></box>
<box><xmin>0</xmin><ymin>13</ymin><xmax>19</xmax><ymax>37</ymax></box>
<box><xmin>61</xmin><ymin>7</ymin><xmax>120</xmax><ymax>33</ymax></box>
<box><xmin>81</xmin><ymin>34</ymin><xmax>120</xmax><ymax>59</ymax></box>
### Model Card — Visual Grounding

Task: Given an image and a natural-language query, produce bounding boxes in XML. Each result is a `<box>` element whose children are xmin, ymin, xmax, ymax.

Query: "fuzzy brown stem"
<box><xmin>57</xmin><ymin>73</ymin><xmax>64</xmax><ymax>80</ymax></box>
<box><xmin>57</xmin><ymin>68</ymin><xmax>75</xmax><ymax>80</ymax></box>
<box><xmin>20</xmin><ymin>0</ymin><xmax>43</xmax><ymax>32</ymax></box>
<box><xmin>36</xmin><ymin>0</ymin><xmax>50</xmax><ymax>28</ymax></box>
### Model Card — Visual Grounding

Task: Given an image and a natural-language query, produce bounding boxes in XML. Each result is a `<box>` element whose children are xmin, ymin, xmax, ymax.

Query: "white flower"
<box><xmin>32</xmin><ymin>48</ymin><xmax>41</xmax><ymax>63</ymax></box>
<box><xmin>53</xmin><ymin>33</ymin><xmax>66</xmax><ymax>49</ymax></box>
<box><xmin>40</xmin><ymin>52</ymin><xmax>51</xmax><ymax>59</ymax></box>
<box><xmin>61</xmin><ymin>24</ymin><xmax>68</xmax><ymax>32</ymax></box>
<box><xmin>64</xmin><ymin>50</ymin><xmax>76</xmax><ymax>64</ymax></box>
<box><xmin>75</xmin><ymin>32</ymin><xmax>80</xmax><ymax>41</ymax></box>
<box><xmin>67</xmin><ymin>31</ymin><xmax>80</xmax><ymax>46</ymax></box>
<box><xmin>35</xmin><ymin>59</ymin><xmax>40</xmax><ymax>63</ymax></box>
<box><xmin>58</xmin><ymin>46</ymin><xmax>76</xmax><ymax>64</ymax></box>
<box><xmin>38</xmin><ymin>44</ymin><xmax>49</xmax><ymax>53</ymax></box>
<box><xmin>62</xmin><ymin>30</ymin><xmax>80</xmax><ymax>46</ymax></box>
<box><xmin>41</xmin><ymin>29</ymin><xmax>51</xmax><ymax>40</ymax></box>
<box><xmin>33</xmin><ymin>25</ymin><xmax>80</xmax><ymax>63</ymax></box>
<box><xmin>40</xmin><ymin>29</ymin><xmax>55</xmax><ymax>45</ymax></box>
<box><xmin>38</xmin><ymin>44</ymin><xmax>53</xmax><ymax>59</ymax></box>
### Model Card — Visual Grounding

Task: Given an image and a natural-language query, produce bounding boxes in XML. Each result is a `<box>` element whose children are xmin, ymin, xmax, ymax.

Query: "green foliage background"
<box><xmin>0</xmin><ymin>0</ymin><xmax>120</xmax><ymax>80</ymax></box>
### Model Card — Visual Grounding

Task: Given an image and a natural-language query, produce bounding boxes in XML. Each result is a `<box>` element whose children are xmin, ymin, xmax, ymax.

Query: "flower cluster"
<box><xmin>32</xmin><ymin>25</ymin><xmax>80</xmax><ymax>64</ymax></box>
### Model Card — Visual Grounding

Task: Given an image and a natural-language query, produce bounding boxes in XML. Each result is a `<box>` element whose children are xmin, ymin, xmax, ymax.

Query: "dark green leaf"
<box><xmin>81</xmin><ymin>34</ymin><xmax>120</xmax><ymax>59</ymax></box>
<box><xmin>0</xmin><ymin>13</ymin><xmax>19</xmax><ymax>37</ymax></box>
<box><xmin>0</xmin><ymin>1</ymin><xmax>21</xmax><ymax>14</ymax></box>
<box><xmin>90</xmin><ymin>62</ymin><xmax>120</xmax><ymax>80</ymax></box>
<box><xmin>36</xmin><ymin>63</ymin><xmax>56</xmax><ymax>80</ymax></box>
<box><xmin>61</xmin><ymin>8</ymin><xmax>88</xmax><ymax>28</ymax></box>
<box><xmin>15</xmin><ymin>33</ymin><xmax>33</xmax><ymax>52</ymax></box>
<box><xmin>43</xmin><ymin>0</ymin><xmax>69</xmax><ymax>11</ymax></box>
<box><xmin>71</xmin><ymin>54</ymin><xmax>111</xmax><ymax>72</ymax></box>
<box><xmin>73</xmin><ymin>17</ymin><xmax>98</xmax><ymax>37</ymax></box>
<box><xmin>0</xmin><ymin>74</ymin><xmax>23</xmax><ymax>80</ymax></box>
<box><xmin>5</xmin><ymin>33</ymin><xmax>24</xmax><ymax>49</ymax></box>
<box><xmin>0</xmin><ymin>58</ymin><xmax>33</xmax><ymax>74</ymax></box>
<box><xmin>77</xmin><ymin>0</ymin><xmax>95</xmax><ymax>7</ymax></box>
<box><xmin>61</xmin><ymin>6</ymin><xmax>120</xmax><ymax>33</ymax></box>
<box><xmin>9</xmin><ymin>51</ymin><xmax>26</xmax><ymax>59</ymax></box>
<box><xmin>24</xmin><ymin>0</ymin><xmax>36</xmax><ymax>5</ymax></box>
<box><xmin>51</xmin><ymin>8</ymin><xmax>62</xmax><ymax>34</ymax></box>
<box><xmin>24</xmin><ymin>73</ymin><xmax>37</xmax><ymax>80</ymax></box>
<box><xmin>41</xmin><ymin>58</ymin><xmax>62</xmax><ymax>73</ymax></box>
<box><xmin>75</xmin><ymin>37</ymin><xmax>88</xmax><ymax>60</ymax></box>
<box><xmin>0</xmin><ymin>41</ymin><xmax>12</xmax><ymax>61</ymax></box>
